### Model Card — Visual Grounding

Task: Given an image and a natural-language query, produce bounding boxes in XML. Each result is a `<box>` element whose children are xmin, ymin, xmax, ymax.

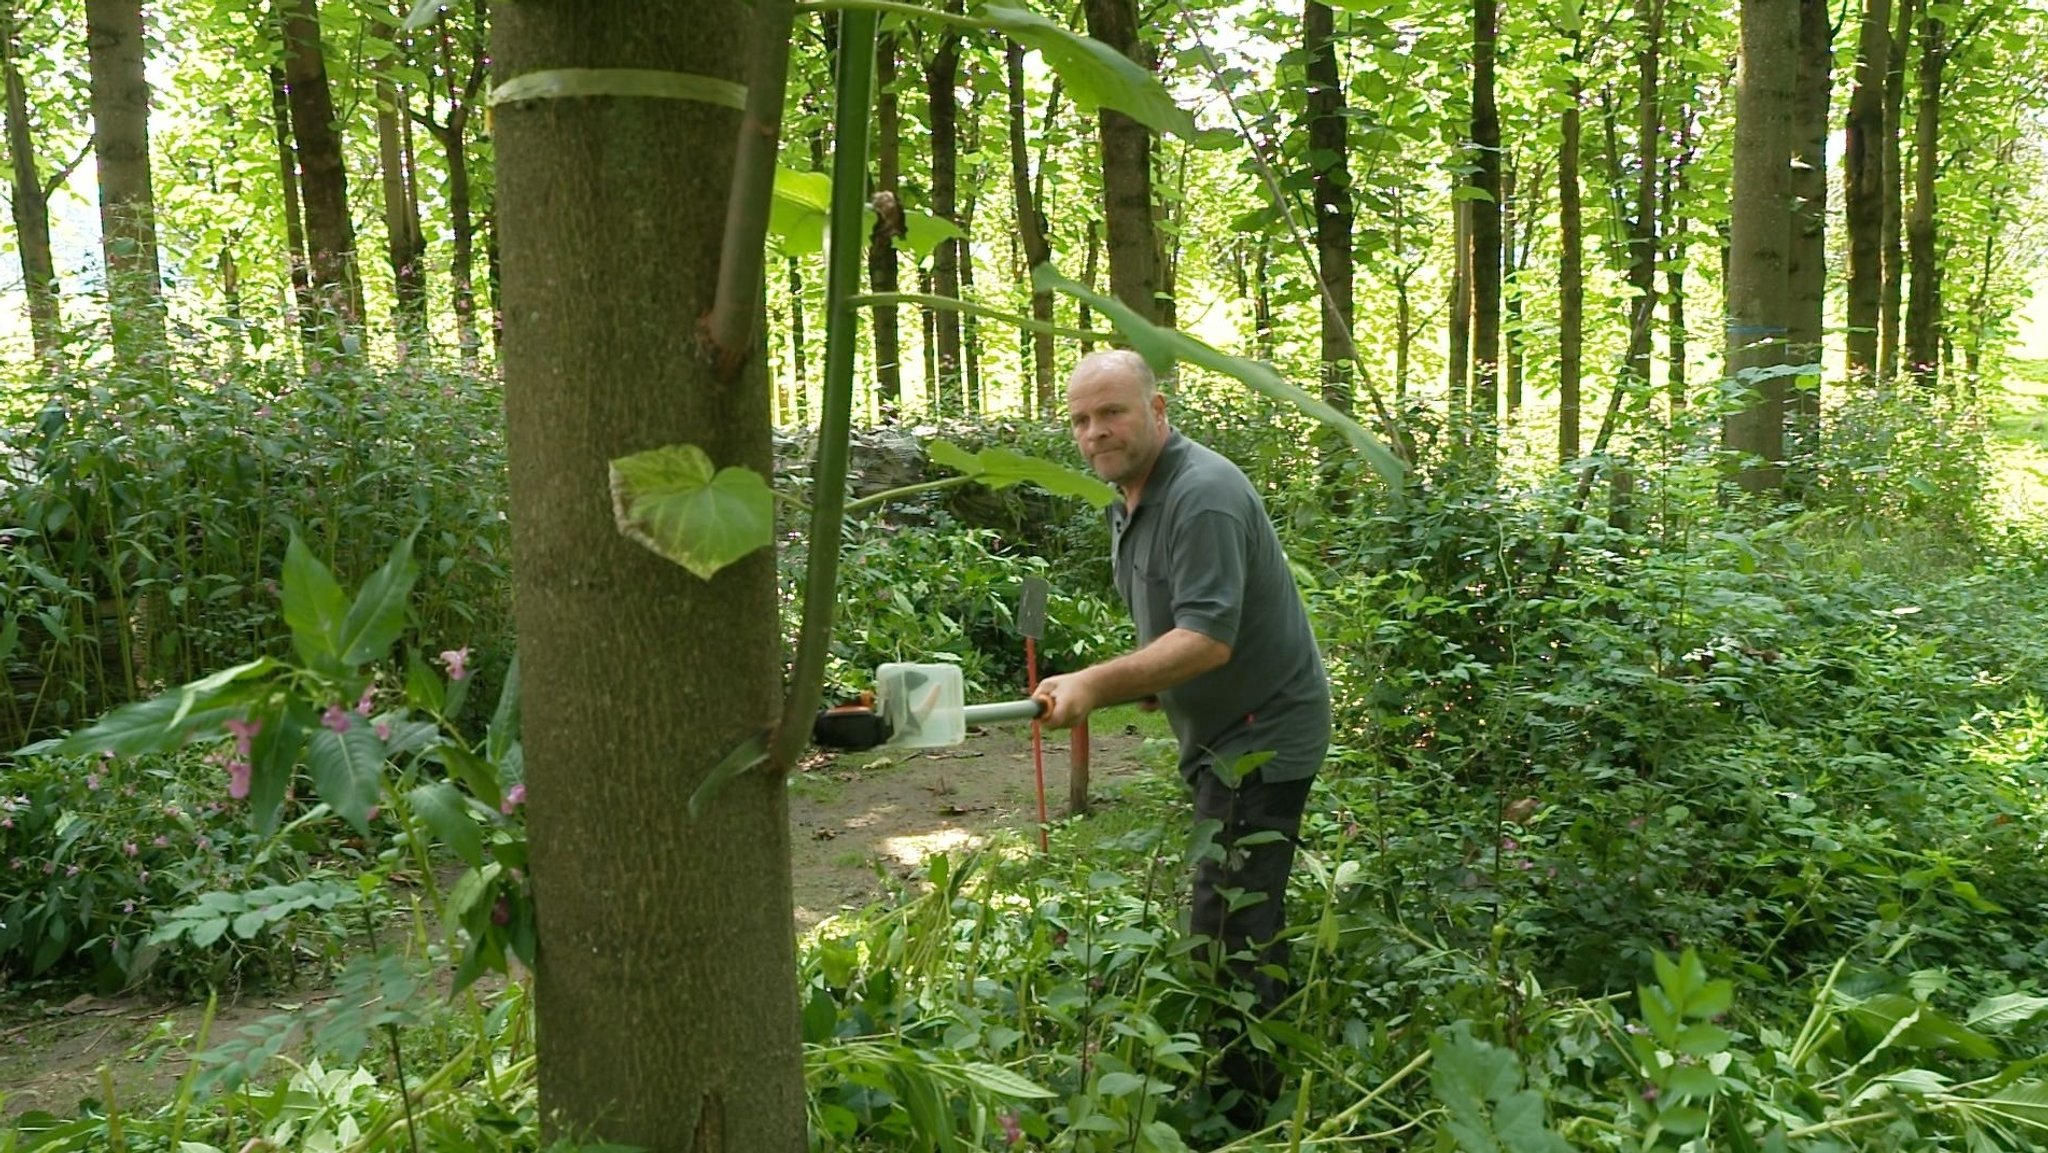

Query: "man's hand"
<box><xmin>1033</xmin><ymin>670</ymin><xmax>1099</xmax><ymax>729</ymax></box>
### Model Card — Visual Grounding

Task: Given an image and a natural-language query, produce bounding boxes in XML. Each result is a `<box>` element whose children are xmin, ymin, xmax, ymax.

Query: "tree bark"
<box><xmin>425</xmin><ymin>5</ymin><xmax>487</xmax><ymax>368</ymax></box>
<box><xmin>1625</xmin><ymin>0</ymin><xmax>1662</xmax><ymax>392</ymax></box>
<box><xmin>926</xmin><ymin>15</ymin><xmax>963</xmax><ymax>414</ymax></box>
<box><xmin>1878</xmin><ymin>0</ymin><xmax>1916</xmax><ymax>381</ymax></box>
<box><xmin>85</xmin><ymin>0</ymin><xmax>166</xmax><ymax>363</ymax></box>
<box><xmin>1903</xmin><ymin>9</ymin><xmax>1942</xmax><ymax>388</ymax></box>
<box><xmin>1785</xmin><ymin>0</ymin><xmax>1830</xmax><ymax>452</ymax></box>
<box><xmin>1469</xmin><ymin>0</ymin><xmax>1502</xmax><ymax>447</ymax></box>
<box><xmin>3</xmin><ymin>0</ymin><xmax>61</xmax><ymax>363</ymax></box>
<box><xmin>1446</xmin><ymin>199</ymin><xmax>1470</xmax><ymax>422</ymax></box>
<box><xmin>492</xmin><ymin>1</ymin><xmax>806</xmax><ymax>1147</ymax></box>
<box><xmin>1084</xmin><ymin>0</ymin><xmax>1159</xmax><ymax>324</ymax></box>
<box><xmin>1842</xmin><ymin>0</ymin><xmax>1890</xmax><ymax>384</ymax></box>
<box><xmin>279</xmin><ymin>0</ymin><xmax>364</xmax><ymax>343</ymax></box>
<box><xmin>376</xmin><ymin>61</ymin><xmax>429</xmax><ymax>348</ymax></box>
<box><xmin>1558</xmin><ymin>52</ymin><xmax>1584</xmax><ymax>464</ymax></box>
<box><xmin>1305</xmin><ymin>0</ymin><xmax>1355</xmax><ymax>501</ymax></box>
<box><xmin>1723</xmin><ymin>0</ymin><xmax>1798</xmax><ymax>495</ymax></box>
<box><xmin>1006</xmin><ymin>43</ymin><xmax>1056</xmax><ymax>416</ymax></box>
<box><xmin>870</xmin><ymin>33</ymin><xmax>903</xmax><ymax>414</ymax></box>
<box><xmin>1078</xmin><ymin>219</ymin><xmax>1099</xmax><ymax>351</ymax></box>
<box><xmin>267</xmin><ymin>61</ymin><xmax>317</xmax><ymax>350</ymax></box>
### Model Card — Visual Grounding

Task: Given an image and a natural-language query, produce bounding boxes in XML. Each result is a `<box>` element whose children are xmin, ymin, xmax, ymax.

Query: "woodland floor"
<box><xmin>0</xmin><ymin>721</ymin><xmax>1158</xmax><ymax>1120</ymax></box>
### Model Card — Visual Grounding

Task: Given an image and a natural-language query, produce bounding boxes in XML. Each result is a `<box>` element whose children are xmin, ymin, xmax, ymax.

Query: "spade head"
<box><xmin>1017</xmin><ymin>576</ymin><xmax>1049</xmax><ymax>640</ymax></box>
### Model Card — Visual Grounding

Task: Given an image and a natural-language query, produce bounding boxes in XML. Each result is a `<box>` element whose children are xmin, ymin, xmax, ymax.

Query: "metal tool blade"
<box><xmin>1017</xmin><ymin>575</ymin><xmax>1049</xmax><ymax>640</ymax></box>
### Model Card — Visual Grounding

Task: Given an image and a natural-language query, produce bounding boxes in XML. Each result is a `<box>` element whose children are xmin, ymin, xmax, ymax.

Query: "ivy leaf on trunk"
<box><xmin>609</xmin><ymin>444</ymin><xmax>775</xmax><ymax>580</ymax></box>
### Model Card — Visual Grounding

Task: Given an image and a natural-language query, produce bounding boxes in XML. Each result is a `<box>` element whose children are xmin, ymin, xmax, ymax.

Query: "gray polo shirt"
<box><xmin>1108</xmin><ymin>431</ymin><xmax>1331</xmax><ymax>785</ymax></box>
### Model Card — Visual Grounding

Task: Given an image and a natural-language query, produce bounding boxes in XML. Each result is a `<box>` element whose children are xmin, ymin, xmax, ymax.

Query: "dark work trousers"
<box><xmin>1189</xmin><ymin>766</ymin><xmax>1314</xmax><ymax>1121</ymax></box>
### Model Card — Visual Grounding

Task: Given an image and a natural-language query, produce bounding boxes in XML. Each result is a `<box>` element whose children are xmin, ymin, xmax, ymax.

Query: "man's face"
<box><xmin>1067</xmin><ymin>364</ymin><xmax>1168</xmax><ymax>488</ymax></box>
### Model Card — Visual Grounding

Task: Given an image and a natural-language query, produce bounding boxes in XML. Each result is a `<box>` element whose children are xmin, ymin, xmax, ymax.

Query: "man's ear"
<box><xmin>1150</xmin><ymin>390</ymin><xmax>1167</xmax><ymax>422</ymax></box>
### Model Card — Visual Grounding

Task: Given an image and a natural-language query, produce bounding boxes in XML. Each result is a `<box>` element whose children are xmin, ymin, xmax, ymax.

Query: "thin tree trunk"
<box><xmin>786</xmin><ymin>255</ymin><xmax>807</xmax><ymax>424</ymax></box>
<box><xmin>1662</xmin><ymin>132</ymin><xmax>1693</xmax><ymax>413</ymax></box>
<box><xmin>870</xmin><ymin>33</ymin><xmax>903</xmax><ymax>414</ymax></box>
<box><xmin>428</xmin><ymin>6</ymin><xmax>486</xmax><ymax>368</ymax></box>
<box><xmin>960</xmin><ymin>190</ymin><xmax>981</xmax><ymax>414</ymax></box>
<box><xmin>1306</xmin><ymin>0</ymin><xmax>1354</xmax><ymax>500</ymax></box>
<box><xmin>1394</xmin><ymin>186</ymin><xmax>1411</xmax><ymax>401</ymax></box>
<box><xmin>1501</xmin><ymin>160</ymin><xmax>1521</xmax><ymax>416</ymax></box>
<box><xmin>1625</xmin><ymin>0</ymin><xmax>1662</xmax><ymax>392</ymax></box>
<box><xmin>377</xmin><ymin>67</ymin><xmax>429</xmax><ymax>348</ymax></box>
<box><xmin>268</xmin><ymin>62</ymin><xmax>316</xmax><ymax>350</ymax></box>
<box><xmin>1078</xmin><ymin>220</ymin><xmax>1100</xmax><ymax>353</ymax></box>
<box><xmin>920</xmin><ymin>267</ymin><xmax>937</xmax><ymax>403</ymax></box>
<box><xmin>3</xmin><ymin>0</ymin><xmax>61</xmax><ymax>363</ymax></box>
<box><xmin>493</xmin><ymin>0</ymin><xmax>806</xmax><ymax>1145</ymax></box>
<box><xmin>1785</xmin><ymin>0</ymin><xmax>1830</xmax><ymax>458</ymax></box>
<box><xmin>280</xmin><ymin>0</ymin><xmax>363</xmax><ymax>343</ymax></box>
<box><xmin>1723</xmin><ymin>0</ymin><xmax>1798</xmax><ymax>495</ymax></box>
<box><xmin>1006</xmin><ymin>43</ymin><xmax>1056</xmax><ymax>417</ymax></box>
<box><xmin>1253</xmin><ymin>238</ymin><xmax>1275</xmax><ymax>362</ymax></box>
<box><xmin>1084</xmin><ymin>0</ymin><xmax>1159</xmax><ymax>324</ymax></box>
<box><xmin>1446</xmin><ymin>199</ymin><xmax>1471</xmax><ymax>425</ymax></box>
<box><xmin>1469</xmin><ymin>0</ymin><xmax>1502</xmax><ymax>449</ymax></box>
<box><xmin>1903</xmin><ymin>8</ymin><xmax>1943</xmax><ymax>389</ymax></box>
<box><xmin>1878</xmin><ymin>0</ymin><xmax>1917</xmax><ymax>382</ymax></box>
<box><xmin>926</xmin><ymin>15</ymin><xmax>963</xmax><ymax>414</ymax></box>
<box><xmin>1842</xmin><ymin>0</ymin><xmax>1890</xmax><ymax>384</ymax></box>
<box><xmin>1559</xmin><ymin>58</ymin><xmax>1584</xmax><ymax>464</ymax></box>
<box><xmin>85</xmin><ymin>0</ymin><xmax>166</xmax><ymax>363</ymax></box>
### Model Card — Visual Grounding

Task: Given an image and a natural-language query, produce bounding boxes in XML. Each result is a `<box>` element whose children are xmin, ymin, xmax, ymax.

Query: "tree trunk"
<box><xmin>1842</xmin><ymin>0</ymin><xmax>1890</xmax><ymax>384</ymax></box>
<box><xmin>280</xmin><ymin>0</ymin><xmax>363</xmax><ymax>343</ymax></box>
<box><xmin>1469</xmin><ymin>0</ymin><xmax>1502</xmax><ymax>447</ymax></box>
<box><xmin>1662</xmin><ymin>138</ymin><xmax>1691</xmax><ymax>412</ymax></box>
<box><xmin>1559</xmin><ymin>60</ymin><xmax>1584</xmax><ymax>464</ymax></box>
<box><xmin>1903</xmin><ymin>9</ymin><xmax>1942</xmax><ymax>389</ymax></box>
<box><xmin>377</xmin><ymin>68</ymin><xmax>429</xmax><ymax>348</ymax></box>
<box><xmin>1253</xmin><ymin>238</ymin><xmax>1275</xmax><ymax>362</ymax></box>
<box><xmin>926</xmin><ymin>18</ymin><xmax>963</xmax><ymax>414</ymax></box>
<box><xmin>429</xmin><ymin>6</ymin><xmax>486</xmax><ymax>368</ymax></box>
<box><xmin>1446</xmin><ymin>199</ymin><xmax>1470</xmax><ymax>423</ymax></box>
<box><xmin>85</xmin><ymin>0</ymin><xmax>166</xmax><ymax>363</ymax></box>
<box><xmin>1306</xmin><ymin>0</ymin><xmax>1354</xmax><ymax>500</ymax></box>
<box><xmin>1394</xmin><ymin>185</ymin><xmax>1411</xmax><ymax>401</ymax></box>
<box><xmin>1084</xmin><ymin>0</ymin><xmax>1159</xmax><ymax>324</ymax></box>
<box><xmin>1785</xmin><ymin>0</ymin><xmax>1829</xmax><ymax>461</ymax></box>
<box><xmin>1078</xmin><ymin>219</ymin><xmax>1100</xmax><ymax>352</ymax></box>
<box><xmin>1625</xmin><ymin>0</ymin><xmax>1662</xmax><ymax>392</ymax></box>
<box><xmin>268</xmin><ymin>62</ymin><xmax>317</xmax><ymax>350</ymax></box>
<box><xmin>870</xmin><ymin>33</ymin><xmax>903</xmax><ymax>414</ymax></box>
<box><xmin>493</xmin><ymin>1</ymin><xmax>806</xmax><ymax>1147</ymax></box>
<box><xmin>786</xmin><ymin>255</ymin><xmax>807</xmax><ymax>424</ymax></box>
<box><xmin>3</xmin><ymin>0</ymin><xmax>61</xmax><ymax>363</ymax></box>
<box><xmin>1006</xmin><ymin>43</ymin><xmax>1055</xmax><ymax>417</ymax></box>
<box><xmin>1723</xmin><ymin>0</ymin><xmax>1798</xmax><ymax>495</ymax></box>
<box><xmin>1878</xmin><ymin>0</ymin><xmax>1917</xmax><ymax>382</ymax></box>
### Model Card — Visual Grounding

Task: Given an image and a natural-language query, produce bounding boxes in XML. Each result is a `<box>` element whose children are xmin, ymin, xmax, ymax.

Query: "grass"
<box><xmin>1990</xmin><ymin>358</ymin><xmax>2048</xmax><ymax>524</ymax></box>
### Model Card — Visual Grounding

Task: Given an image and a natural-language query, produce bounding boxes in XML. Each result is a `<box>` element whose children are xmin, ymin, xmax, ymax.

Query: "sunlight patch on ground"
<box><xmin>878</xmin><ymin>826</ymin><xmax>984</xmax><ymax>868</ymax></box>
<box><xmin>1991</xmin><ymin>359</ymin><xmax>2048</xmax><ymax>526</ymax></box>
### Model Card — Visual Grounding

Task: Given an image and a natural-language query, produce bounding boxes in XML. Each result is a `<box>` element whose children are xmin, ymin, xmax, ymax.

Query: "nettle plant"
<box><xmin>20</xmin><ymin>532</ymin><xmax>531</xmax><ymax>992</ymax></box>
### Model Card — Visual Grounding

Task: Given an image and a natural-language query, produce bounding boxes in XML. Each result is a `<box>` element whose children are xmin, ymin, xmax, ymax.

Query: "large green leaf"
<box><xmin>1030</xmin><ymin>263</ymin><xmax>1408</xmax><ymax>488</ymax></box>
<box><xmin>247</xmin><ymin>700</ymin><xmax>310</xmax><ymax>836</ymax></box>
<box><xmin>35</xmin><ymin>658</ymin><xmax>277</xmax><ymax>757</ymax></box>
<box><xmin>307</xmin><ymin>723</ymin><xmax>388</xmax><ymax>837</ymax></box>
<box><xmin>610</xmin><ymin>445</ymin><xmax>775</xmax><ymax>580</ymax></box>
<box><xmin>282</xmin><ymin>536</ymin><xmax>349</xmax><ymax>670</ymax></box>
<box><xmin>408</xmin><ymin>781</ymin><xmax>484</xmax><ymax>868</ymax></box>
<box><xmin>770</xmin><ymin>167</ymin><xmax>832</xmax><ymax>255</ymax></box>
<box><xmin>928</xmin><ymin>440</ymin><xmax>1115</xmax><ymax>507</ymax></box>
<box><xmin>898</xmin><ymin>209</ymin><xmax>964</xmax><ymax>260</ymax></box>
<box><xmin>338</xmin><ymin>534</ymin><xmax>419</xmax><ymax>666</ymax></box>
<box><xmin>979</xmin><ymin>4</ymin><xmax>1197</xmax><ymax>139</ymax></box>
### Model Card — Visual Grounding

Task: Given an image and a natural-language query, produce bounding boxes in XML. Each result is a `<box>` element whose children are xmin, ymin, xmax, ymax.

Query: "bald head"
<box><xmin>1067</xmin><ymin>349</ymin><xmax>1170</xmax><ymax>495</ymax></box>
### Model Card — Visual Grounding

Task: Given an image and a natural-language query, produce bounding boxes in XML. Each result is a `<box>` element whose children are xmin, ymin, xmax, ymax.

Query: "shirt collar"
<box><xmin>1122</xmin><ymin>430</ymin><xmax>1189</xmax><ymax>514</ymax></box>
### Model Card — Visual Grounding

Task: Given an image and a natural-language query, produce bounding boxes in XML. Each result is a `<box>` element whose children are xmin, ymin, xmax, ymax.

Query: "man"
<box><xmin>1034</xmin><ymin>349</ymin><xmax>1331</xmax><ymax>1127</ymax></box>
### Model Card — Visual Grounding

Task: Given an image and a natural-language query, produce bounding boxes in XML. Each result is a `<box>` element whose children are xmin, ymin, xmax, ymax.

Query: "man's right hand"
<box><xmin>1033</xmin><ymin>671</ymin><xmax>1099</xmax><ymax>729</ymax></box>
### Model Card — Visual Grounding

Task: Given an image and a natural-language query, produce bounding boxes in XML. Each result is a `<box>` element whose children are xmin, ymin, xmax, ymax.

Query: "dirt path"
<box><xmin>1</xmin><ymin>723</ymin><xmax>1154</xmax><ymax>1120</ymax></box>
<box><xmin>789</xmin><ymin>719</ymin><xmax>1152</xmax><ymax>929</ymax></box>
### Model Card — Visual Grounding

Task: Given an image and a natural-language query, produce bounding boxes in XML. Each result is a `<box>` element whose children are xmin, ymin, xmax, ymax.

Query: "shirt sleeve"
<box><xmin>1167</xmin><ymin>507</ymin><xmax>1247</xmax><ymax>648</ymax></box>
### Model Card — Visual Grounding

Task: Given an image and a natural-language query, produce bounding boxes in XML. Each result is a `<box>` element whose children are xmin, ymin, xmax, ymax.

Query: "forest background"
<box><xmin>4</xmin><ymin>0</ymin><xmax>2048</xmax><ymax>1151</ymax></box>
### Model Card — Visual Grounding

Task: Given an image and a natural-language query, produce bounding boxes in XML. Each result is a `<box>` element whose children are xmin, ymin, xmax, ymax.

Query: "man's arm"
<box><xmin>1033</xmin><ymin>627</ymin><xmax>1231</xmax><ymax>728</ymax></box>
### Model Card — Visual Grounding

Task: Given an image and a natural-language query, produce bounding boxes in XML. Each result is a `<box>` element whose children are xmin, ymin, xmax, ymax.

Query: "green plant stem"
<box><xmin>769</xmin><ymin>6</ymin><xmax>877</xmax><ymax>774</ymax></box>
<box><xmin>842</xmin><ymin>475</ymin><xmax>973</xmax><ymax>516</ymax></box>
<box><xmin>703</xmin><ymin>0</ymin><xmax>796</xmax><ymax>378</ymax></box>
<box><xmin>1784</xmin><ymin>1110</ymin><xmax>1900</xmax><ymax>1140</ymax></box>
<box><xmin>795</xmin><ymin>0</ymin><xmax>984</xmax><ymax>29</ymax></box>
<box><xmin>845</xmin><ymin>291</ymin><xmax>1113</xmax><ymax>343</ymax></box>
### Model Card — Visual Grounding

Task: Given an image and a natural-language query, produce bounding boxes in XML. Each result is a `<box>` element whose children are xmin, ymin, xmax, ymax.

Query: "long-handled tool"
<box><xmin>811</xmin><ymin>663</ymin><xmax>1045</xmax><ymax>752</ymax></box>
